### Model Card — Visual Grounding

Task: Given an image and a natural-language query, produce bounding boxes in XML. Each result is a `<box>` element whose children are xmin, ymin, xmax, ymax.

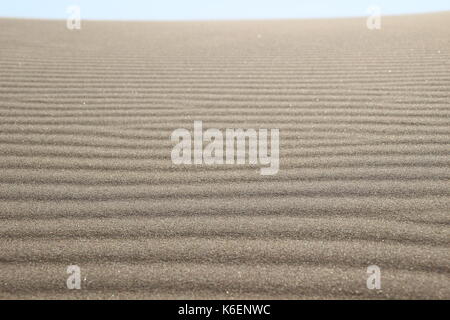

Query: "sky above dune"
<box><xmin>1</xmin><ymin>0</ymin><xmax>449</xmax><ymax>20</ymax></box>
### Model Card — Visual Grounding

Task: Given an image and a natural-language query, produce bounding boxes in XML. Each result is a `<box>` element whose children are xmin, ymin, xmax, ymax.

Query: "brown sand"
<box><xmin>0</xmin><ymin>12</ymin><xmax>449</xmax><ymax>299</ymax></box>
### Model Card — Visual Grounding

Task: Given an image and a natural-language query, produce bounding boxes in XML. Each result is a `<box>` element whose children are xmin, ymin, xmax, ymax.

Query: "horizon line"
<box><xmin>1</xmin><ymin>10</ymin><xmax>448</xmax><ymax>23</ymax></box>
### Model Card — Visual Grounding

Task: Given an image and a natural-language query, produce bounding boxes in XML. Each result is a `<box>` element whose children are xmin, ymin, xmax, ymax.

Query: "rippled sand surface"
<box><xmin>0</xmin><ymin>13</ymin><xmax>449</xmax><ymax>299</ymax></box>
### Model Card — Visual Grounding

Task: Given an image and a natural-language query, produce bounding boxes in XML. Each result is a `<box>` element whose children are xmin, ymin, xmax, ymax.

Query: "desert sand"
<box><xmin>0</xmin><ymin>12</ymin><xmax>449</xmax><ymax>299</ymax></box>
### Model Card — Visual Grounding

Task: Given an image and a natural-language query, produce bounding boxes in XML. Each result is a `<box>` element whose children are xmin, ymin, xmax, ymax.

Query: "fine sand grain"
<box><xmin>0</xmin><ymin>12</ymin><xmax>449</xmax><ymax>299</ymax></box>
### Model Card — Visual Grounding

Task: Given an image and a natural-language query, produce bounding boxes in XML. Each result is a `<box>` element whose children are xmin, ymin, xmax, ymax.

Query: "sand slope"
<box><xmin>0</xmin><ymin>13</ymin><xmax>449</xmax><ymax>299</ymax></box>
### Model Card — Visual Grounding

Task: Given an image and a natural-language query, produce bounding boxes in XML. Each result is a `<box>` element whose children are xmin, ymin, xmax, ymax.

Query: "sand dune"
<box><xmin>0</xmin><ymin>12</ymin><xmax>449</xmax><ymax>299</ymax></box>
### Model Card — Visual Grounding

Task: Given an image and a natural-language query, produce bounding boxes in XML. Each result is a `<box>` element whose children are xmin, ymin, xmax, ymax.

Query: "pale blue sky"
<box><xmin>1</xmin><ymin>0</ymin><xmax>449</xmax><ymax>20</ymax></box>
